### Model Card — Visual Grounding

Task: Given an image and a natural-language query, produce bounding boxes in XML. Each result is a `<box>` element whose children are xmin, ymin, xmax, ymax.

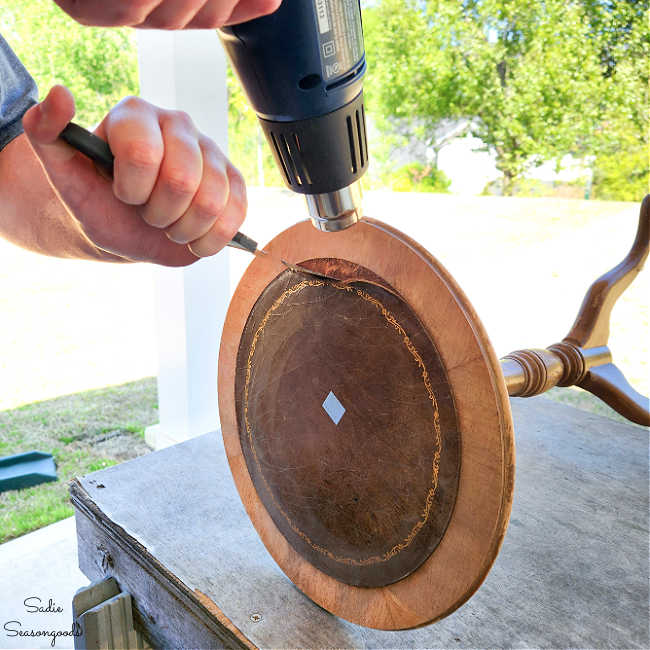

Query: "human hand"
<box><xmin>52</xmin><ymin>0</ymin><xmax>281</xmax><ymax>29</ymax></box>
<box><xmin>22</xmin><ymin>85</ymin><xmax>246</xmax><ymax>266</ymax></box>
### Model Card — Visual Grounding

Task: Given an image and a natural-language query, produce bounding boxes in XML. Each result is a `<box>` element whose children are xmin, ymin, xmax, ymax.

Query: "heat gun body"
<box><xmin>219</xmin><ymin>0</ymin><xmax>369</xmax><ymax>231</ymax></box>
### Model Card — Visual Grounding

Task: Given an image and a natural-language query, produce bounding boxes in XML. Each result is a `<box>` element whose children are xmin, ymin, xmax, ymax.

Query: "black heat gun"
<box><xmin>219</xmin><ymin>0</ymin><xmax>369</xmax><ymax>232</ymax></box>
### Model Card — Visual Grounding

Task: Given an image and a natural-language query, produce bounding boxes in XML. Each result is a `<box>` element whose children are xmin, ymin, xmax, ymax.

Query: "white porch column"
<box><xmin>137</xmin><ymin>31</ymin><xmax>231</xmax><ymax>449</ymax></box>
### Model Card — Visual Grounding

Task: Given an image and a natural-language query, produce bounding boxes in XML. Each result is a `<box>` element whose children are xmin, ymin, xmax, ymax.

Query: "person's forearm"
<box><xmin>0</xmin><ymin>134</ymin><xmax>127</xmax><ymax>262</ymax></box>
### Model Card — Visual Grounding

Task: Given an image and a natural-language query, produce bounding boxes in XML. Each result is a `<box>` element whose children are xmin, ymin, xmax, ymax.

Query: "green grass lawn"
<box><xmin>0</xmin><ymin>378</ymin><xmax>156</xmax><ymax>544</ymax></box>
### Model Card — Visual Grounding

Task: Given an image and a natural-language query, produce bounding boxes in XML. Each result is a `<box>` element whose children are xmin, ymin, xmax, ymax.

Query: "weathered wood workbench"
<box><xmin>70</xmin><ymin>397</ymin><xmax>649</xmax><ymax>648</ymax></box>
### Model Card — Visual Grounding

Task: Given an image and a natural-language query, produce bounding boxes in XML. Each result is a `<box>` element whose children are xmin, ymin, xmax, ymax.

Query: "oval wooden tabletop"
<box><xmin>218</xmin><ymin>218</ymin><xmax>515</xmax><ymax>630</ymax></box>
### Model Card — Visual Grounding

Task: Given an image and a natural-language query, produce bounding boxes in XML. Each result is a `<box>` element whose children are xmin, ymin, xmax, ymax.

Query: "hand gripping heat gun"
<box><xmin>219</xmin><ymin>0</ymin><xmax>369</xmax><ymax>232</ymax></box>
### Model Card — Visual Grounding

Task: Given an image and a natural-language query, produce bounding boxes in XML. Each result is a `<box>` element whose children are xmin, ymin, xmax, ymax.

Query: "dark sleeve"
<box><xmin>0</xmin><ymin>34</ymin><xmax>38</xmax><ymax>152</ymax></box>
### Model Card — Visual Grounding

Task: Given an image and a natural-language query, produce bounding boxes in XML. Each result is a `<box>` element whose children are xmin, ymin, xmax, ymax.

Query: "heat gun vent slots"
<box><xmin>279</xmin><ymin>134</ymin><xmax>300</xmax><ymax>185</ymax></box>
<box><xmin>270</xmin><ymin>132</ymin><xmax>291</xmax><ymax>186</ymax></box>
<box><xmin>346</xmin><ymin>116</ymin><xmax>358</xmax><ymax>174</ymax></box>
<box><xmin>355</xmin><ymin>110</ymin><xmax>365</xmax><ymax>168</ymax></box>
<box><xmin>292</xmin><ymin>134</ymin><xmax>313</xmax><ymax>185</ymax></box>
<box><xmin>279</xmin><ymin>134</ymin><xmax>306</xmax><ymax>186</ymax></box>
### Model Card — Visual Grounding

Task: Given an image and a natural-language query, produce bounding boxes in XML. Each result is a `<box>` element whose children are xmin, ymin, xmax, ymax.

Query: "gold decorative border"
<box><xmin>243</xmin><ymin>279</ymin><xmax>442</xmax><ymax>566</ymax></box>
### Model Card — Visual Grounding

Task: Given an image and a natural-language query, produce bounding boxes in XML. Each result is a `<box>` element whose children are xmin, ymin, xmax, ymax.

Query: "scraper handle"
<box><xmin>60</xmin><ymin>122</ymin><xmax>259</xmax><ymax>255</ymax></box>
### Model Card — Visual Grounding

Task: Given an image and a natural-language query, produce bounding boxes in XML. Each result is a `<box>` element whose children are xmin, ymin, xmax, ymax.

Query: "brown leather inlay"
<box><xmin>235</xmin><ymin>259</ymin><xmax>460</xmax><ymax>587</ymax></box>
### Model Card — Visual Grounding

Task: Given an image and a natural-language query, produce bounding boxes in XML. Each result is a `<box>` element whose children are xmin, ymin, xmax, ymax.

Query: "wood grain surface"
<box><xmin>218</xmin><ymin>218</ymin><xmax>515</xmax><ymax>629</ymax></box>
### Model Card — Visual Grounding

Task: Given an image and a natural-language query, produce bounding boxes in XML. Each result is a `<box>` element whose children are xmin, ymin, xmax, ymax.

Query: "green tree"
<box><xmin>1</xmin><ymin>1</ymin><xmax>283</xmax><ymax>187</ymax></box>
<box><xmin>364</xmin><ymin>0</ymin><xmax>619</xmax><ymax>195</ymax></box>
<box><xmin>581</xmin><ymin>0</ymin><xmax>648</xmax><ymax>78</ymax></box>
<box><xmin>389</xmin><ymin>163</ymin><xmax>451</xmax><ymax>193</ymax></box>
<box><xmin>1</xmin><ymin>0</ymin><xmax>138</xmax><ymax>127</ymax></box>
<box><xmin>584</xmin><ymin>3</ymin><xmax>649</xmax><ymax>200</ymax></box>
<box><xmin>363</xmin><ymin>1</ymin><xmax>465</xmax><ymax>173</ymax></box>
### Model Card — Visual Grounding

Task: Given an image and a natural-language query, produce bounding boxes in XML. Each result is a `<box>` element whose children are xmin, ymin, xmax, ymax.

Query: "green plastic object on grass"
<box><xmin>0</xmin><ymin>450</ymin><xmax>58</xmax><ymax>492</ymax></box>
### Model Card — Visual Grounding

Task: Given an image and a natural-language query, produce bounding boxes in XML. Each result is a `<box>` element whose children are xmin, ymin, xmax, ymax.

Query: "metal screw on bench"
<box><xmin>97</xmin><ymin>544</ymin><xmax>113</xmax><ymax>573</ymax></box>
<box><xmin>249</xmin><ymin>612</ymin><xmax>262</xmax><ymax>623</ymax></box>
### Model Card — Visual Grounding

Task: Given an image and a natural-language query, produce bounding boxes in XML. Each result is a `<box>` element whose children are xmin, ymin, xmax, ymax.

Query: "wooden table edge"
<box><xmin>69</xmin><ymin>478</ymin><xmax>256</xmax><ymax>650</ymax></box>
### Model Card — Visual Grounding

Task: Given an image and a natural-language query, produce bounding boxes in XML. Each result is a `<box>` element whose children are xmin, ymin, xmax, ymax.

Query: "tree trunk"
<box><xmin>502</xmin><ymin>169</ymin><xmax>516</xmax><ymax>196</ymax></box>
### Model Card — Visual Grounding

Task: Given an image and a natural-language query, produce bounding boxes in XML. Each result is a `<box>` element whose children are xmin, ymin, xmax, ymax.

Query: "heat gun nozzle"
<box><xmin>305</xmin><ymin>182</ymin><xmax>363</xmax><ymax>232</ymax></box>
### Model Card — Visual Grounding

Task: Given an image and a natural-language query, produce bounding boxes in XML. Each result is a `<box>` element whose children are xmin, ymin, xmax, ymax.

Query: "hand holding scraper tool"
<box><xmin>59</xmin><ymin>122</ymin><xmax>332</xmax><ymax>278</ymax></box>
<box><xmin>59</xmin><ymin>121</ymin><xmax>261</xmax><ymax>257</ymax></box>
<box><xmin>62</xmin><ymin>0</ymin><xmax>372</xmax><ymax>273</ymax></box>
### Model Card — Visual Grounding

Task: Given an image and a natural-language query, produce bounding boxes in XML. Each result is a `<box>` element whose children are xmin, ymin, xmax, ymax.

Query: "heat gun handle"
<box><xmin>59</xmin><ymin>122</ymin><xmax>259</xmax><ymax>255</ymax></box>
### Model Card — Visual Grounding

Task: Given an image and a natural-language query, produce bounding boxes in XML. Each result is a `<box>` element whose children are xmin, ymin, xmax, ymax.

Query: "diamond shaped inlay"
<box><xmin>322</xmin><ymin>390</ymin><xmax>345</xmax><ymax>425</ymax></box>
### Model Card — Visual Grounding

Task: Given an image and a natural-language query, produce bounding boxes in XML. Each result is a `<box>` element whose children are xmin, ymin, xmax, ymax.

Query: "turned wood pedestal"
<box><xmin>70</xmin><ymin>398</ymin><xmax>648</xmax><ymax>649</ymax></box>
